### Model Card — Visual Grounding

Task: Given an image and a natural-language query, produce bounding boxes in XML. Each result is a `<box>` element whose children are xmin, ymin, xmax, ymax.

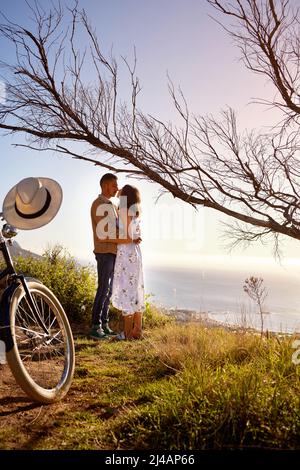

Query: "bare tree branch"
<box><xmin>13</xmin><ymin>143</ymin><xmax>144</xmax><ymax>174</ymax></box>
<box><xmin>1</xmin><ymin>1</ymin><xmax>300</xmax><ymax>253</ymax></box>
<box><xmin>208</xmin><ymin>0</ymin><xmax>300</xmax><ymax>120</ymax></box>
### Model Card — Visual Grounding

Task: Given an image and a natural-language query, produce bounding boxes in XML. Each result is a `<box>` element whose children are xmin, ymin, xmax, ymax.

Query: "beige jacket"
<box><xmin>91</xmin><ymin>195</ymin><xmax>118</xmax><ymax>254</ymax></box>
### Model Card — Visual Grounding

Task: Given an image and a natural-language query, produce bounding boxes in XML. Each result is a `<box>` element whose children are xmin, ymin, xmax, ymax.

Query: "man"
<box><xmin>90</xmin><ymin>173</ymin><xmax>135</xmax><ymax>340</ymax></box>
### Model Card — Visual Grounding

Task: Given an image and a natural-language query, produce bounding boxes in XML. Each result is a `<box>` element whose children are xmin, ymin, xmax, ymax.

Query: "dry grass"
<box><xmin>1</xmin><ymin>319</ymin><xmax>300</xmax><ymax>450</ymax></box>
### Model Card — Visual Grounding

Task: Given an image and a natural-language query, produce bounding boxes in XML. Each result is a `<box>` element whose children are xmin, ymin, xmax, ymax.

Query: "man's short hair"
<box><xmin>100</xmin><ymin>173</ymin><xmax>117</xmax><ymax>188</ymax></box>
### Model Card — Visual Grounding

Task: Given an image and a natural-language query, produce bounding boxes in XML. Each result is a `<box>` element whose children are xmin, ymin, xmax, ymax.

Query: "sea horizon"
<box><xmin>80</xmin><ymin>255</ymin><xmax>300</xmax><ymax>334</ymax></box>
<box><xmin>144</xmin><ymin>262</ymin><xmax>300</xmax><ymax>334</ymax></box>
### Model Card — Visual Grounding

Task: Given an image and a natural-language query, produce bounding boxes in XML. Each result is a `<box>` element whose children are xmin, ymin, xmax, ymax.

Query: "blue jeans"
<box><xmin>91</xmin><ymin>253</ymin><xmax>116</xmax><ymax>329</ymax></box>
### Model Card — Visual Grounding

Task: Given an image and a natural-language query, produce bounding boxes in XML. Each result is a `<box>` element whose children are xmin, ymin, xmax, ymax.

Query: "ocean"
<box><xmin>144</xmin><ymin>263</ymin><xmax>300</xmax><ymax>334</ymax></box>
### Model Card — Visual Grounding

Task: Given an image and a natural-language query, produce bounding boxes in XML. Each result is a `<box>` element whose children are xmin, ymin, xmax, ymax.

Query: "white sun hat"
<box><xmin>2</xmin><ymin>177</ymin><xmax>63</xmax><ymax>230</ymax></box>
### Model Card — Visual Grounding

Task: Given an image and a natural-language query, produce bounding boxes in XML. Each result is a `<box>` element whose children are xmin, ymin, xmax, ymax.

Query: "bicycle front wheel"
<box><xmin>6</xmin><ymin>280</ymin><xmax>75</xmax><ymax>403</ymax></box>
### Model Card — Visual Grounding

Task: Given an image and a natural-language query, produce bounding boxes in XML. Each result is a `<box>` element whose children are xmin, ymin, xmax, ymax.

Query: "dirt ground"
<box><xmin>0</xmin><ymin>360</ymin><xmax>76</xmax><ymax>449</ymax></box>
<box><xmin>0</xmin><ymin>330</ymin><xmax>148</xmax><ymax>450</ymax></box>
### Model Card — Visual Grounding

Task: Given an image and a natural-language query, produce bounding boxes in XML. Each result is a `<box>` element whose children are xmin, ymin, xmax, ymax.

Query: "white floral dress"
<box><xmin>111</xmin><ymin>217</ymin><xmax>145</xmax><ymax>315</ymax></box>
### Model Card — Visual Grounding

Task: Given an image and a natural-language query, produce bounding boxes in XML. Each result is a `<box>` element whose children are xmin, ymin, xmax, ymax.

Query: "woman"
<box><xmin>111</xmin><ymin>184</ymin><xmax>145</xmax><ymax>339</ymax></box>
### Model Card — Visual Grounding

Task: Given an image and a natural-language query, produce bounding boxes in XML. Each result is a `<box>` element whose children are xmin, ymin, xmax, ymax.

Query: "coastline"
<box><xmin>165</xmin><ymin>307</ymin><xmax>297</xmax><ymax>337</ymax></box>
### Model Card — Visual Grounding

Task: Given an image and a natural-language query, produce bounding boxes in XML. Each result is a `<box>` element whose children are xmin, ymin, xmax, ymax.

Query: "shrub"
<box><xmin>13</xmin><ymin>245</ymin><xmax>96</xmax><ymax>324</ymax></box>
<box><xmin>143</xmin><ymin>295</ymin><xmax>174</xmax><ymax>329</ymax></box>
<box><xmin>6</xmin><ymin>244</ymin><xmax>173</xmax><ymax>329</ymax></box>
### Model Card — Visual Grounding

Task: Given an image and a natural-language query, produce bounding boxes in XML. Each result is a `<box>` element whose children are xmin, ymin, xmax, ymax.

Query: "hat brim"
<box><xmin>2</xmin><ymin>177</ymin><xmax>63</xmax><ymax>230</ymax></box>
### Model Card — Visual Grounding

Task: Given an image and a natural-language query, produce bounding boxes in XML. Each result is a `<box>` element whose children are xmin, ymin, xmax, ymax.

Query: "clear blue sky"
<box><xmin>0</xmin><ymin>0</ymin><xmax>299</xmax><ymax>272</ymax></box>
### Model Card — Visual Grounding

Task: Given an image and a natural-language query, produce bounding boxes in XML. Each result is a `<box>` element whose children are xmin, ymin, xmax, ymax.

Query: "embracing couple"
<box><xmin>89</xmin><ymin>173</ymin><xmax>144</xmax><ymax>341</ymax></box>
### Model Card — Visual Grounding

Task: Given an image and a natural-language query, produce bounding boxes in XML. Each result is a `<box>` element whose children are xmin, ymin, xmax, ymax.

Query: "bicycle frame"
<box><xmin>0</xmin><ymin>228</ymin><xmax>50</xmax><ymax>340</ymax></box>
<box><xmin>0</xmin><ymin>209</ymin><xmax>75</xmax><ymax>403</ymax></box>
<box><xmin>0</xmin><ymin>236</ymin><xmax>15</xmax><ymax>280</ymax></box>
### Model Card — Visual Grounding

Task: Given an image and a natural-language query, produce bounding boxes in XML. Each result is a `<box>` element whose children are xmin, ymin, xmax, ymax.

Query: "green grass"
<box><xmin>1</xmin><ymin>321</ymin><xmax>300</xmax><ymax>450</ymax></box>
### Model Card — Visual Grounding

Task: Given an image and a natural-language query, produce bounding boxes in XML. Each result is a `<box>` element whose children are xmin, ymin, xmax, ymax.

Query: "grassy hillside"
<box><xmin>1</xmin><ymin>320</ymin><xmax>300</xmax><ymax>450</ymax></box>
<box><xmin>1</xmin><ymin>246</ymin><xmax>300</xmax><ymax>450</ymax></box>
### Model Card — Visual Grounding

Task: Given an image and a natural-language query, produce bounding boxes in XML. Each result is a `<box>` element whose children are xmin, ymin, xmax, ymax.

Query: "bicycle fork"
<box><xmin>19</xmin><ymin>276</ymin><xmax>50</xmax><ymax>336</ymax></box>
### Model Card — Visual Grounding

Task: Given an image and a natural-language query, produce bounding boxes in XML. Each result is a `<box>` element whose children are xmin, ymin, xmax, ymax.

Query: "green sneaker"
<box><xmin>102</xmin><ymin>325</ymin><xmax>116</xmax><ymax>336</ymax></box>
<box><xmin>89</xmin><ymin>328</ymin><xmax>107</xmax><ymax>340</ymax></box>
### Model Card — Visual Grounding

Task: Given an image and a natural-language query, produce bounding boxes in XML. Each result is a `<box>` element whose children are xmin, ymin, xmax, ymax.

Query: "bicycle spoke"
<box><xmin>13</xmin><ymin>289</ymin><xmax>69</xmax><ymax>389</ymax></box>
<box><xmin>16</xmin><ymin>301</ymin><xmax>36</xmax><ymax>326</ymax></box>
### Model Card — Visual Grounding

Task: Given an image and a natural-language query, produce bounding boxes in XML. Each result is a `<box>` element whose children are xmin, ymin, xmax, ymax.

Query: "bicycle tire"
<box><xmin>6</xmin><ymin>279</ymin><xmax>75</xmax><ymax>403</ymax></box>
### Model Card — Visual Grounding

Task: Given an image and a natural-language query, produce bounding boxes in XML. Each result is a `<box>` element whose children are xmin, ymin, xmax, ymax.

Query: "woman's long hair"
<box><xmin>119</xmin><ymin>185</ymin><xmax>141</xmax><ymax>217</ymax></box>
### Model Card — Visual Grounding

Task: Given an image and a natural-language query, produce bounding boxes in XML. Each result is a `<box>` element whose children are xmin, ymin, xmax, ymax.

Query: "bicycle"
<box><xmin>0</xmin><ymin>216</ymin><xmax>75</xmax><ymax>404</ymax></box>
